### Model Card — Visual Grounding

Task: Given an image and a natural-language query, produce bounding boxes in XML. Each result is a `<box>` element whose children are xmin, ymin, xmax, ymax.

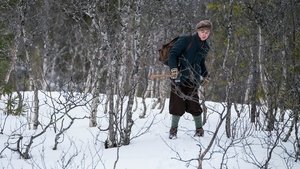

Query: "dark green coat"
<box><xmin>168</xmin><ymin>33</ymin><xmax>210</xmax><ymax>87</ymax></box>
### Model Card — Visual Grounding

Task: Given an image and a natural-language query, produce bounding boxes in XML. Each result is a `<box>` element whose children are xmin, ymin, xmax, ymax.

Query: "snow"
<box><xmin>0</xmin><ymin>91</ymin><xmax>299</xmax><ymax>169</ymax></box>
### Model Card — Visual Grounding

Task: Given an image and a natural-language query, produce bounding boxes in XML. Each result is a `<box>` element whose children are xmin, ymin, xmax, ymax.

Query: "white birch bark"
<box><xmin>123</xmin><ymin>0</ymin><xmax>142</xmax><ymax>145</ymax></box>
<box><xmin>89</xmin><ymin>84</ymin><xmax>99</xmax><ymax>127</ymax></box>
<box><xmin>41</xmin><ymin>0</ymin><xmax>51</xmax><ymax>91</ymax></box>
<box><xmin>19</xmin><ymin>2</ymin><xmax>39</xmax><ymax>129</ymax></box>
<box><xmin>104</xmin><ymin>0</ymin><xmax>119</xmax><ymax>147</ymax></box>
<box><xmin>31</xmin><ymin>47</ymin><xmax>42</xmax><ymax>130</ymax></box>
<box><xmin>244</xmin><ymin>48</ymin><xmax>255</xmax><ymax>103</ymax></box>
<box><xmin>279</xmin><ymin>36</ymin><xmax>288</xmax><ymax>122</ymax></box>
<box><xmin>144</xmin><ymin>67</ymin><xmax>154</xmax><ymax>98</ymax></box>
<box><xmin>106</xmin><ymin>37</ymin><xmax>117</xmax><ymax>147</ymax></box>
<box><xmin>89</xmin><ymin>6</ymin><xmax>110</xmax><ymax>126</ymax></box>
<box><xmin>258</xmin><ymin>26</ymin><xmax>268</xmax><ymax>106</ymax></box>
<box><xmin>222</xmin><ymin>0</ymin><xmax>234</xmax><ymax>138</ymax></box>
<box><xmin>88</xmin><ymin>46</ymin><xmax>101</xmax><ymax>127</ymax></box>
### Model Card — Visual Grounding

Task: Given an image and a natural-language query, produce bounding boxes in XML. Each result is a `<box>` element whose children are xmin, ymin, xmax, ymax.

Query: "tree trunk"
<box><xmin>32</xmin><ymin>86</ymin><xmax>39</xmax><ymax>129</ymax></box>
<box><xmin>31</xmin><ymin>47</ymin><xmax>42</xmax><ymax>130</ymax></box>
<box><xmin>105</xmin><ymin>0</ymin><xmax>120</xmax><ymax>148</ymax></box>
<box><xmin>41</xmin><ymin>0</ymin><xmax>51</xmax><ymax>91</ymax></box>
<box><xmin>89</xmin><ymin>85</ymin><xmax>99</xmax><ymax>127</ymax></box>
<box><xmin>123</xmin><ymin>0</ymin><xmax>142</xmax><ymax>145</ymax></box>
<box><xmin>257</xmin><ymin>26</ymin><xmax>268</xmax><ymax>106</ymax></box>
<box><xmin>223</xmin><ymin>0</ymin><xmax>234</xmax><ymax>138</ymax></box>
<box><xmin>20</xmin><ymin>1</ymin><xmax>40</xmax><ymax>129</ymax></box>
<box><xmin>256</xmin><ymin>26</ymin><xmax>274</xmax><ymax>131</ymax></box>
<box><xmin>106</xmin><ymin>60</ymin><xmax>118</xmax><ymax>148</ymax></box>
<box><xmin>247</xmin><ymin>47</ymin><xmax>260</xmax><ymax>123</ymax></box>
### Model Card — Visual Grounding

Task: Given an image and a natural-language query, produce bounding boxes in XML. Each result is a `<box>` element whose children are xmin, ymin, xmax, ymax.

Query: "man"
<box><xmin>168</xmin><ymin>20</ymin><xmax>212</xmax><ymax>139</ymax></box>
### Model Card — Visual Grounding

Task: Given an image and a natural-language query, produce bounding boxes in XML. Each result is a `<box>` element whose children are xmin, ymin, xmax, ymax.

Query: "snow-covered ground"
<box><xmin>0</xmin><ymin>91</ymin><xmax>299</xmax><ymax>169</ymax></box>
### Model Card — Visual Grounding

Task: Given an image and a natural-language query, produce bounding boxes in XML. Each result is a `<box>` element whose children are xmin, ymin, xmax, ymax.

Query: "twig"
<box><xmin>148</xmin><ymin>73</ymin><xmax>171</xmax><ymax>80</ymax></box>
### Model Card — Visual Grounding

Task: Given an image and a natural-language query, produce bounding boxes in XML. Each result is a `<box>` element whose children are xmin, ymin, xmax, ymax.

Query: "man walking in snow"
<box><xmin>168</xmin><ymin>20</ymin><xmax>212</xmax><ymax>139</ymax></box>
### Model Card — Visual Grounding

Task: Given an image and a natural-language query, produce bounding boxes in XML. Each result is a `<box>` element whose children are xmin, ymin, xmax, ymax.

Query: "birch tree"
<box><xmin>18</xmin><ymin>0</ymin><xmax>41</xmax><ymax>129</ymax></box>
<box><xmin>121</xmin><ymin>0</ymin><xmax>142</xmax><ymax>145</ymax></box>
<box><xmin>104</xmin><ymin>0</ymin><xmax>122</xmax><ymax>148</ymax></box>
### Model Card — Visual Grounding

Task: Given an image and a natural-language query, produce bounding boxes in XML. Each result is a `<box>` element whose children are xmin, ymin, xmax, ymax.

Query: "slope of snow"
<box><xmin>0</xmin><ymin>91</ymin><xmax>299</xmax><ymax>169</ymax></box>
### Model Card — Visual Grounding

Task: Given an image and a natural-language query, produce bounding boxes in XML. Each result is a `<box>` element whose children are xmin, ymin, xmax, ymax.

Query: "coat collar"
<box><xmin>192</xmin><ymin>33</ymin><xmax>207</xmax><ymax>48</ymax></box>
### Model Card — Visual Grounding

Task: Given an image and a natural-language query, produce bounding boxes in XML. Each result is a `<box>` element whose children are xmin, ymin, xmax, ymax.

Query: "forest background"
<box><xmin>0</xmin><ymin>0</ymin><xmax>299</xmax><ymax>168</ymax></box>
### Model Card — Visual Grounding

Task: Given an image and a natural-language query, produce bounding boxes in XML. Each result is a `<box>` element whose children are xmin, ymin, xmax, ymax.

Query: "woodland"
<box><xmin>0</xmin><ymin>0</ymin><xmax>299</xmax><ymax>168</ymax></box>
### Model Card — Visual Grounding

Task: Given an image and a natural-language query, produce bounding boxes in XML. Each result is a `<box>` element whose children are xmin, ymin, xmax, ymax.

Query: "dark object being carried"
<box><xmin>158</xmin><ymin>37</ymin><xmax>179</xmax><ymax>66</ymax></box>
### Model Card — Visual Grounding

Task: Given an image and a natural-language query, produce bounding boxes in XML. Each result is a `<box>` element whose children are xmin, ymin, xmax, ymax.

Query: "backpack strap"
<box><xmin>186</xmin><ymin>36</ymin><xmax>193</xmax><ymax>51</ymax></box>
<box><xmin>177</xmin><ymin>36</ymin><xmax>193</xmax><ymax>69</ymax></box>
<box><xmin>181</xmin><ymin>35</ymin><xmax>193</xmax><ymax>58</ymax></box>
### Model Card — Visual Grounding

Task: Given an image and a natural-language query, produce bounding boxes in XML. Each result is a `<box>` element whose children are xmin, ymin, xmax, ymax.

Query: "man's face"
<box><xmin>197</xmin><ymin>29</ymin><xmax>210</xmax><ymax>41</ymax></box>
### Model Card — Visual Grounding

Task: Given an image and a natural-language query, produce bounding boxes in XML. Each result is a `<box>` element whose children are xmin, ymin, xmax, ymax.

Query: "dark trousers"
<box><xmin>169</xmin><ymin>83</ymin><xmax>202</xmax><ymax>116</ymax></box>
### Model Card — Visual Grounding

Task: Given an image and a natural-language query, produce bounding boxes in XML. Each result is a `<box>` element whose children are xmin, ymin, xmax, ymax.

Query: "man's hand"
<box><xmin>201</xmin><ymin>77</ymin><xmax>210</xmax><ymax>86</ymax></box>
<box><xmin>170</xmin><ymin>68</ymin><xmax>179</xmax><ymax>79</ymax></box>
